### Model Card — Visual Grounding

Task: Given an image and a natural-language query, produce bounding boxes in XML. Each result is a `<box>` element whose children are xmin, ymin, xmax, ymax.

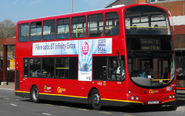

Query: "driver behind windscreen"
<box><xmin>142</xmin><ymin>62</ymin><xmax>154</xmax><ymax>78</ymax></box>
<box><xmin>112</xmin><ymin>60</ymin><xmax>124</xmax><ymax>80</ymax></box>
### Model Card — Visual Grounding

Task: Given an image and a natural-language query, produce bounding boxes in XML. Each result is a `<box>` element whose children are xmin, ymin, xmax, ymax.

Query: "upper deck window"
<box><xmin>125</xmin><ymin>6</ymin><xmax>171</xmax><ymax>35</ymax></box>
<box><xmin>30</xmin><ymin>22</ymin><xmax>42</xmax><ymax>41</ymax></box>
<box><xmin>71</xmin><ymin>16</ymin><xmax>86</xmax><ymax>38</ymax></box>
<box><xmin>87</xmin><ymin>14</ymin><xmax>103</xmax><ymax>37</ymax></box>
<box><xmin>105</xmin><ymin>12</ymin><xmax>120</xmax><ymax>36</ymax></box>
<box><xmin>57</xmin><ymin>18</ymin><xmax>70</xmax><ymax>39</ymax></box>
<box><xmin>18</xmin><ymin>23</ymin><xmax>29</xmax><ymax>42</ymax></box>
<box><xmin>43</xmin><ymin>20</ymin><xmax>55</xmax><ymax>40</ymax></box>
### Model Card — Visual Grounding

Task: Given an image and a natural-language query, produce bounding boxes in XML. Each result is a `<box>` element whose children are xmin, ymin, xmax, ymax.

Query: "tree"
<box><xmin>0</xmin><ymin>19</ymin><xmax>16</xmax><ymax>38</ymax></box>
<box><xmin>0</xmin><ymin>19</ymin><xmax>16</xmax><ymax>52</ymax></box>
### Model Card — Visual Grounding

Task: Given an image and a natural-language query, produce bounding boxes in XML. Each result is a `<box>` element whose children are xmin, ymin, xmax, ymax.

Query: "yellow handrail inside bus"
<box><xmin>152</xmin><ymin>79</ymin><xmax>171</xmax><ymax>81</ymax></box>
<box><xmin>76</xmin><ymin>27</ymin><xmax>84</xmax><ymax>38</ymax></box>
<box><xmin>56</xmin><ymin>67</ymin><xmax>69</xmax><ymax>69</ymax></box>
<box><xmin>106</xmin><ymin>26</ymin><xmax>114</xmax><ymax>30</ymax></box>
<box><xmin>127</xmin><ymin>26</ymin><xmax>169</xmax><ymax>29</ymax></box>
<box><xmin>50</xmin><ymin>32</ymin><xmax>55</xmax><ymax>34</ymax></box>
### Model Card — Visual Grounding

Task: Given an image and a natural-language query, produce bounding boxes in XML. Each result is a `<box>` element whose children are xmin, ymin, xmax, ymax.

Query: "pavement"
<box><xmin>0</xmin><ymin>82</ymin><xmax>14</xmax><ymax>90</ymax></box>
<box><xmin>0</xmin><ymin>82</ymin><xmax>185</xmax><ymax>112</ymax></box>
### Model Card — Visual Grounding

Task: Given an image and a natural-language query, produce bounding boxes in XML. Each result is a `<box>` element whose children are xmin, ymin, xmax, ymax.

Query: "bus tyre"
<box><xmin>31</xmin><ymin>85</ymin><xmax>40</xmax><ymax>103</ymax></box>
<box><xmin>91</xmin><ymin>89</ymin><xmax>102</xmax><ymax>110</ymax></box>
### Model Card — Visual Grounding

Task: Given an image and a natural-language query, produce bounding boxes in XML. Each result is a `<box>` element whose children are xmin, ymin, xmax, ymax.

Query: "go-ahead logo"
<box><xmin>57</xmin><ymin>87</ymin><xmax>66</xmax><ymax>93</ymax></box>
<box><xmin>149</xmin><ymin>89</ymin><xmax>159</xmax><ymax>94</ymax></box>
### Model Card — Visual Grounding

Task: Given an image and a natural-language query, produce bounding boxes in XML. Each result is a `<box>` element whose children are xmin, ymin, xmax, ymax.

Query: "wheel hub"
<box><xmin>93</xmin><ymin>94</ymin><xmax>100</xmax><ymax>106</ymax></box>
<box><xmin>33</xmin><ymin>89</ymin><xmax>38</xmax><ymax>100</ymax></box>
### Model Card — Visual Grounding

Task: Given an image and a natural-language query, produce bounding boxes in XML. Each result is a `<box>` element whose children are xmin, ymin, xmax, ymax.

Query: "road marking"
<box><xmin>4</xmin><ymin>98</ymin><xmax>10</xmax><ymax>100</ymax></box>
<box><xmin>10</xmin><ymin>104</ymin><xmax>17</xmax><ymax>107</ymax></box>
<box><xmin>99</xmin><ymin>111</ymin><xmax>112</xmax><ymax>114</ymax></box>
<box><xmin>78</xmin><ymin>108</ymin><xmax>89</xmax><ymax>111</ymax></box>
<box><xmin>0</xmin><ymin>88</ymin><xmax>14</xmax><ymax>91</ymax></box>
<box><xmin>61</xmin><ymin>106</ymin><xmax>69</xmax><ymax>108</ymax></box>
<box><xmin>16</xmin><ymin>99</ymin><xmax>20</xmax><ymax>101</ymax></box>
<box><xmin>42</xmin><ymin>113</ymin><xmax>52</xmax><ymax>116</ymax></box>
<box><xmin>45</xmin><ymin>104</ymin><xmax>53</xmax><ymax>106</ymax></box>
<box><xmin>0</xmin><ymin>96</ymin><xmax>8</xmax><ymax>97</ymax></box>
<box><xmin>124</xmin><ymin>115</ymin><xmax>133</xmax><ymax>116</ymax></box>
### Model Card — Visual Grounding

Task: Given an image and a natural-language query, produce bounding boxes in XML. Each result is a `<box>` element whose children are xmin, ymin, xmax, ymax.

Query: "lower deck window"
<box><xmin>93</xmin><ymin>56</ymin><xmax>125</xmax><ymax>81</ymax></box>
<box><xmin>30</xmin><ymin>58</ymin><xmax>41</xmax><ymax>77</ymax></box>
<box><xmin>23</xmin><ymin>56</ymin><xmax>124</xmax><ymax>81</ymax></box>
<box><xmin>42</xmin><ymin>58</ymin><xmax>54</xmax><ymax>77</ymax></box>
<box><xmin>23</xmin><ymin>57</ymin><xmax>78</xmax><ymax>79</ymax></box>
<box><xmin>56</xmin><ymin>57</ymin><xmax>69</xmax><ymax>78</ymax></box>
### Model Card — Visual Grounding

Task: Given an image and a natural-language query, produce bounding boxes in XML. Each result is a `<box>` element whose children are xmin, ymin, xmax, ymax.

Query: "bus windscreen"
<box><xmin>127</xmin><ymin>51</ymin><xmax>175</xmax><ymax>88</ymax></box>
<box><xmin>125</xmin><ymin>6</ymin><xmax>171</xmax><ymax>35</ymax></box>
<box><xmin>125</xmin><ymin>6</ymin><xmax>175</xmax><ymax>88</ymax></box>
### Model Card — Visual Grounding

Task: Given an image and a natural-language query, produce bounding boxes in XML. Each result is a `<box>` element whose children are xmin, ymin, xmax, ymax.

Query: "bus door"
<box><xmin>22</xmin><ymin>58</ymin><xmax>29</xmax><ymax>91</ymax></box>
<box><xmin>157</xmin><ymin>59</ymin><xmax>170</xmax><ymax>84</ymax></box>
<box><xmin>15</xmin><ymin>58</ymin><xmax>28</xmax><ymax>91</ymax></box>
<box><xmin>102</xmin><ymin>57</ymin><xmax>124</xmax><ymax>100</ymax></box>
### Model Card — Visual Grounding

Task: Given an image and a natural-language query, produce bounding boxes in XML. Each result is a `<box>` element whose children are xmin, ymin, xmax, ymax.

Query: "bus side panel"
<box><xmin>27</xmin><ymin>78</ymin><xmax>88</xmax><ymax>104</ymax></box>
<box><xmin>102</xmin><ymin>81</ymin><xmax>122</xmax><ymax>100</ymax></box>
<box><xmin>16</xmin><ymin>42</ymin><xmax>32</xmax><ymax>57</ymax></box>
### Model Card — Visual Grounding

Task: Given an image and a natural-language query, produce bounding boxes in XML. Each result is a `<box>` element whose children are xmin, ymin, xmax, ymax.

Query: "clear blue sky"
<box><xmin>0</xmin><ymin>0</ymin><xmax>115</xmax><ymax>23</ymax></box>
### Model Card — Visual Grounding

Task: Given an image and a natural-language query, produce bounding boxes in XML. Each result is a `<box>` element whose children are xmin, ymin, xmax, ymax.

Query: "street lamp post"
<box><xmin>71</xmin><ymin>0</ymin><xmax>73</xmax><ymax>13</ymax></box>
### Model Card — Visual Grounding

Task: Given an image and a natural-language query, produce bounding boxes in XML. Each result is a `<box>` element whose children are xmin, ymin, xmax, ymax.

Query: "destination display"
<box><xmin>140</xmin><ymin>38</ymin><xmax>160</xmax><ymax>50</ymax></box>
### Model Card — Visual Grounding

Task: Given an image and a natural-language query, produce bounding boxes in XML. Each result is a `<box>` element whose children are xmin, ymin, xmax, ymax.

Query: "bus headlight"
<box><xmin>128</xmin><ymin>90</ymin><xmax>131</xmax><ymax>94</ymax></box>
<box><xmin>169</xmin><ymin>95</ymin><xmax>172</xmax><ymax>99</ymax></box>
<box><xmin>131</xmin><ymin>96</ymin><xmax>134</xmax><ymax>100</ymax></box>
<box><xmin>173</xmin><ymin>94</ymin><xmax>175</xmax><ymax>98</ymax></box>
<box><xmin>135</xmin><ymin>96</ymin><xmax>139</xmax><ymax>100</ymax></box>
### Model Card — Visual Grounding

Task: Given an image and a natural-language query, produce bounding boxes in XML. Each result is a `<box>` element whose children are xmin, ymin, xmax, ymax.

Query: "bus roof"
<box><xmin>17</xmin><ymin>3</ymin><xmax>166</xmax><ymax>23</ymax></box>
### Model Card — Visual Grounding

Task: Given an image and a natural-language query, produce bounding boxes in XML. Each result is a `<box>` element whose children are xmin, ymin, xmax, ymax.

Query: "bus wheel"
<box><xmin>31</xmin><ymin>85</ymin><xmax>40</xmax><ymax>103</ymax></box>
<box><xmin>91</xmin><ymin>89</ymin><xmax>102</xmax><ymax>110</ymax></box>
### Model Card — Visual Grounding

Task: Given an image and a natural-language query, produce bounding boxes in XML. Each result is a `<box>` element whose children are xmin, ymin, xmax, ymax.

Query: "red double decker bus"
<box><xmin>15</xmin><ymin>3</ymin><xmax>176</xmax><ymax>110</ymax></box>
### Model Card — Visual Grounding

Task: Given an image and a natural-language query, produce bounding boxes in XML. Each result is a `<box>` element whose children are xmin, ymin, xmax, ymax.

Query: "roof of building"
<box><xmin>106</xmin><ymin>0</ymin><xmax>135</xmax><ymax>8</ymax></box>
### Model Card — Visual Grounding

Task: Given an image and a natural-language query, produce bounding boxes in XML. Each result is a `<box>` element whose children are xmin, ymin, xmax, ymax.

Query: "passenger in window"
<box><xmin>111</xmin><ymin>21</ymin><xmax>120</xmax><ymax>35</ymax></box>
<box><xmin>111</xmin><ymin>60</ymin><xmax>122</xmax><ymax>80</ymax></box>
<box><xmin>46</xmin><ymin>72</ymin><xmax>49</xmax><ymax>77</ymax></box>
<box><xmin>130</xmin><ymin>25</ymin><xmax>138</xmax><ymax>34</ymax></box>
<box><xmin>111</xmin><ymin>60</ymin><xmax>118</xmax><ymax>80</ymax></box>
<box><xmin>154</xmin><ymin>25</ymin><xmax>161</xmax><ymax>34</ymax></box>
<box><xmin>30</xmin><ymin>70</ymin><xmax>35</xmax><ymax>77</ymax></box>
<box><xmin>117</xmin><ymin>66</ymin><xmax>125</xmax><ymax>81</ymax></box>
<box><xmin>79</xmin><ymin>32</ymin><xmax>85</xmax><ymax>38</ymax></box>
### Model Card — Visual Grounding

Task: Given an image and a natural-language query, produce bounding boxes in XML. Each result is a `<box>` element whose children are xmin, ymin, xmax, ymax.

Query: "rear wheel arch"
<box><xmin>30</xmin><ymin>84</ymin><xmax>37</xmax><ymax>93</ymax></box>
<box><xmin>88</xmin><ymin>87</ymin><xmax>102</xmax><ymax>110</ymax></box>
<box><xmin>88</xmin><ymin>87</ymin><xmax>98</xmax><ymax>99</ymax></box>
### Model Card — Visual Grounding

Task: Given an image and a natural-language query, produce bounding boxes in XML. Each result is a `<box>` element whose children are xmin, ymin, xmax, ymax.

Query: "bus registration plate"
<box><xmin>148</xmin><ymin>101</ymin><xmax>159</xmax><ymax>104</ymax></box>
